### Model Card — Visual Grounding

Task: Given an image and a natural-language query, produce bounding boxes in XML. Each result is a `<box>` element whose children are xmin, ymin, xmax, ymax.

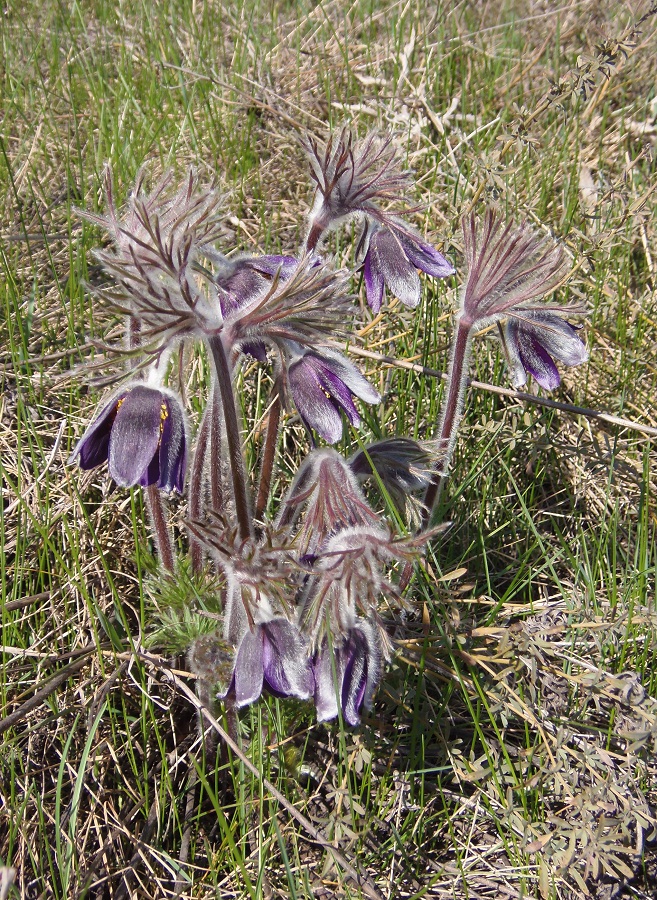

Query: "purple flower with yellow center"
<box><xmin>362</xmin><ymin>222</ymin><xmax>454</xmax><ymax>312</ymax></box>
<box><xmin>501</xmin><ymin>310</ymin><xmax>588</xmax><ymax>391</ymax></box>
<box><xmin>71</xmin><ymin>384</ymin><xmax>187</xmax><ymax>492</ymax></box>
<box><xmin>313</xmin><ymin>621</ymin><xmax>381</xmax><ymax>726</ymax></box>
<box><xmin>287</xmin><ymin>346</ymin><xmax>380</xmax><ymax>444</ymax></box>
<box><xmin>219</xmin><ymin>616</ymin><xmax>313</xmax><ymax>708</ymax></box>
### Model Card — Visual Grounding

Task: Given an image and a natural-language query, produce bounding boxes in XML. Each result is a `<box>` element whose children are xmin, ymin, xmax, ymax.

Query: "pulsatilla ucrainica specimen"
<box><xmin>71</xmin><ymin>125</ymin><xmax>589</xmax><ymax>728</ymax></box>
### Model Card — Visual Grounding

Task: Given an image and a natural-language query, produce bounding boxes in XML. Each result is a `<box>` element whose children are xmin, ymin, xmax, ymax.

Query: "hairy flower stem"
<box><xmin>423</xmin><ymin>317</ymin><xmax>474</xmax><ymax>522</ymax></box>
<box><xmin>255</xmin><ymin>382</ymin><xmax>282</xmax><ymax>522</ymax></box>
<box><xmin>189</xmin><ymin>411</ymin><xmax>210</xmax><ymax>574</ymax></box>
<box><xmin>145</xmin><ymin>485</ymin><xmax>176</xmax><ymax>573</ymax></box>
<box><xmin>207</xmin><ymin>335</ymin><xmax>253</xmax><ymax>540</ymax></box>
<box><xmin>210</xmin><ymin>386</ymin><xmax>224</xmax><ymax>513</ymax></box>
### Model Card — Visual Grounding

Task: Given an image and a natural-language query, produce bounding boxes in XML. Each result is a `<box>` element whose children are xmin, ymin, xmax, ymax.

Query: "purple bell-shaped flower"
<box><xmin>313</xmin><ymin>621</ymin><xmax>381</xmax><ymax>726</ymax></box>
<box><xmin>287</xmin><ymin>347</ymin><xmax>380</xmax><ymax>444</ymax></box>
<box><xmin>220</xmin><ymin>617</ymin><xmax>314</xmax><ymax>707</ymax></box>
<box><xmin>363</xmin><ymin>223</ymin><xmax>454</xmax><ymax>312</ymax></box>
<box><xmin>501</xmin><ymin>310</ymin><xmax>588</xmax><ymax>391</ymax></box>
<box><xmin>71</xmin><ymin>384</ymin><xmax>187</xmax><ymax>492</ymax></box>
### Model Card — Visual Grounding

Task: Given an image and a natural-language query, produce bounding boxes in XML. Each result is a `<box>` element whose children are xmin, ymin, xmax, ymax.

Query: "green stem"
<box><xmin>423</xmin><ymin>317</ymin><xmax>473</xmax><ymax>521</ymax></box>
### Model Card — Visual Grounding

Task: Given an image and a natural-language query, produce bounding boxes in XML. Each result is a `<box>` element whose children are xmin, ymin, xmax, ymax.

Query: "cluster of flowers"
<box><xmin>71</xmin><ymin>127</ymin><xmax>588</xmax><ymax>725</ymax></box>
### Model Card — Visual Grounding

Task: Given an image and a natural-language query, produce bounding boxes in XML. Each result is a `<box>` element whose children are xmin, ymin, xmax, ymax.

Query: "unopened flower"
<box><xmin>350</xmin><ymin>438</ymin><xmax>432</xmax><ymax>493</ymax></box>
<box><xmin>313</xmin><ymin>620</ymin><xmax>382</xmax><ymax>726</ymax></box>
<box><xmin>500</xmin><ymin>311</ymin><xmax>588</xmax><ymax>390</ymax></box>
<box><xmin>276</xmin><ymin>448</ymin><xmax>380</xmax><ymax>555</ymax></box>
<box><xmin>362</xmin><ymin>222</ymin><xmax>454</xmax><ymax>312</ymax></box>
<box><xmin>219</xmin><ymin>615</ymin><xmax>313</xmax><ymax>708</ymax></box>
<box><xmin>287</xmin><ymin>346</ymin><xmax>380</xmax><ymax>444</ymax></box>
<box><xmin>349</xmin><ymin>437</ymin><xmax>434</xmax><ymax>519</ymax></box>
<box><xmin>71</xmin><ymin>384</ymin><xmax>187</xmax><ymax>492</ymax></box>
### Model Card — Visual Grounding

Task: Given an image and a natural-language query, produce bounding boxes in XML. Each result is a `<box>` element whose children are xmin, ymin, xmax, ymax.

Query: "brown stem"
<box><xmin>145</xmin><ymin>485</ymin><xmax>176</xmax><ymax>572</ymax></box>
<box><xmin>423</xmin><ymin>317</ymin><xmax>473</xmax><ymax>523</ymax></box>
<box><xmin>255</xmin><ymin>382</ymin><xmax>282</xmax><ymax>521</ymax></box>
<box><xmin>207</xmin><ymin>335</ymin><xmax>252</xmax><ymax>541</ymax></box>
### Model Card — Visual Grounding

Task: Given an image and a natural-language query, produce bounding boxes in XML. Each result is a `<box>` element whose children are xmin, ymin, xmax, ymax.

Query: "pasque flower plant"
<box><xmin>70</xmin><ymin>124</ymin><xmax>590</xmax><ymax>732</ymax></box>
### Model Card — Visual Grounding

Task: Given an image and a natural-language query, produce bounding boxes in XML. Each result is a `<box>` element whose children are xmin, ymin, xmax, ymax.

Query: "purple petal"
<box><xmin>233</xmin><ymin>629</ymin><xmax>264</xmax><ymax>707</ymax></box>
<box><xmin>517</xmin><ymin>332</ymin><xmax>561</xmax><ymax>391</ymax></box>
<box><xmin>341</xmin><ymin>631</ymin><xmax>369</xmax><ymax>726</ymax></box>
<box><xmin>262</xmin><ymin>619</ymin><xmax>313</xmax><ymax>699</ymax></box>
<box><xmin>313</xmin><ymin>645</ymin><xmax>343</xmax><ymax>723</ymax></box>
<box><xmin>71</xmin><ymin>397</ymin><xmax>121</xmax><ymax>469</ymax></box>
<box><xmin>313</xmin><ymin>348</ymin><xmax>380</xmax><ymax>405</ymax></box>
<box><xmin>108</xmin><ymin>387</ymin><xmax>164</xmax><ymax>487</ymax></box>
<box><xmin>248</xmin><ymin>255</ymin><xmax>298</xmax><ymax>278</ymax></box>
<box><xmin>363</xmin><ymin>250</ymin><xmax>384</xmax><ymax>313</ymax></box>
<box><xmin>221</xmin><ymin>269</ymin><xmax>264</xmax><ymax>308</ymax></box>
<box><xmin>289</xmin><ymin>359</ymin><xmax>344</xmax><ymax>444</ymax></box>
<box><xmin>138</xmin><ymin>451</ymin><xmax>161</xmax><ymax>488</ymax></box>
<box><xmin>316</xmin><ymin>367</ymin><xmax>361</xmax><ymax>426</ymax></box>
<box><xmin>517</xmin><ymin>312</ymin><xmax>588</xmax><ymax>367</ymax></box>
<box><xmin>399</xmin><ymin>234</ymin><xmax>455</xmax><ymax>279</ymax></box>
<box><xmin>157</xmin><ymin>396</ymin><xmax>187</xmax><ymax>493</ymax></box>
<box><xmin>500</xmin><ymin>322</ymin><xmax>528</xmax><ymax>389</ymax></box>
<box><xmin>370</xmin><ymin>229</ymin><xmax>421</xmax><ymax>308</ymax></box>
<box><xmin>240</xmin><ymin>340</ymin><xmax>268</xmax><ymax>361</ymax></box>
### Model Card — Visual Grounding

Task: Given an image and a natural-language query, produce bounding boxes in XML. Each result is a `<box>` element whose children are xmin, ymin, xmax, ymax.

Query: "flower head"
<box><xmin>313</xmin><ymin>620</ymin><xmax>382</xmax><ymax>726</ymax></box>
<box><xmin>212</xmin><ymin>253</ymin><xmax>298</xmax><ymax>310</ymax></box>
<box><xmin>223</xmin><ymin>256</ymin><xmax>353</xmax><ymax>356</ymax></box>
<box><xmin>286</xmin><ymin>346</ymin><xmax>380</xmax><ymax>444</ymax></box>
<box><xmin>186</xmin><ymin>520</ymin><xmax>313</xmax><ymax>708</ymax></box>
<box><xmin>207</xmin><ymin>253</ymin><xmax>298</xmax><ymax>360</ymax></box>
<box><xmin>362</xmin><ymin>222</ymin><xmax>454</xmax><ymax>312</ymax></box>
<box><xmin>220</xmin><ymin>615</ymin><xmax>313</xmax><ymax>708</ymax></box>
<box><xmin>71</xmin><ymin>384</ymin><xmax>187</xmax><ymax>492</ymax></box>
<box><xmin>500</xmin><ymin>310</ymin><xmax>588</xmax><ymax>390</ymax></box>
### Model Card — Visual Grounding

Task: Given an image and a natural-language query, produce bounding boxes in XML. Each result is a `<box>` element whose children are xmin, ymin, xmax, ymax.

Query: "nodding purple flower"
<box><xmin>220</xmin><ymin>616</ymin><xmax>314</xmax><ymax>707</ymax></box>
<box><xmin>213</xmin><ymin>254</ymin><xmax>299</xmax><ymax>308</ymax></box>
<box><xmin>362</xmin><ymin>222</ymin><xmax>454</xmax><ymax>312</ymax></box>
<box><xmin>71</xmin><ymin>384</ymin><xmax>187</xmax><ymax>492</ymax></box>
<box><xmin>313</xmin><ymin>620</ymin><xmax>381</xmax><ymax>726</ymax></box>
<box><xmin>287</xmin><ymin>346</ymin><xmax>380</xmax><ymax>444</ymax></box>
<box><xmin>210</xmin><ymin>254</ymin><xmax>298</xmax><ymax>360</ymax></box>
<box><xmin>500</xmin><ymin>311</ymin><xmax>588</xmax><ymax>390</ymax></box>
